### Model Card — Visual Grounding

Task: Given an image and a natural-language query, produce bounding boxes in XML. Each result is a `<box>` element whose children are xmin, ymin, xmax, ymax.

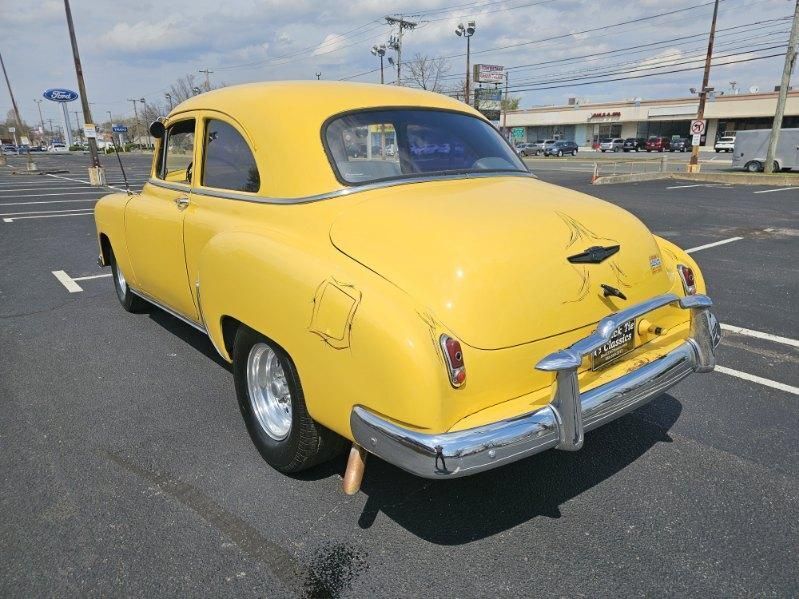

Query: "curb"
<box><xmin>593</xmin><ymin>172</ymin><xmax>799</xmax><ymax>186</ymax></box>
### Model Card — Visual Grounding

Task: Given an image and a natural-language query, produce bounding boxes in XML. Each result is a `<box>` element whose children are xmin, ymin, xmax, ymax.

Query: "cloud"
<box><xmin>98</xmin><ymin>20</ymin><xmax>204</xmax><ymax>56</ymax></box>
<box><xmin>312</xmin><ymin>33</ymin><xmax>347</xmax><ymax>57</ymax></box>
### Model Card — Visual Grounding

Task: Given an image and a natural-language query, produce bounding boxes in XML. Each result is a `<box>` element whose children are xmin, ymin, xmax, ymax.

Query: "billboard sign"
<box><xmin>43</xmin><ymin>88</ymin><xmax>79</xmax><ymax>103</ymax></box>
<box><xmin>475</xmin><ymin>88</ymin><xmax>502</xmax><ymax>121</ymax></box>
<box><xmin>473</xmin><ymin>64</ymin><xmax>505</xmax><ymax>84</ymax></box>
<box><xmin>112</xmin><ymin>125</ymin><xmax>128</xmax><ymax>133</ymax></box>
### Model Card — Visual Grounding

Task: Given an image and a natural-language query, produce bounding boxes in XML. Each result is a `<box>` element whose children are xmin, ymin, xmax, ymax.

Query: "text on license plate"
<box><xmin>592</xmin><ymin>318</ymin><xmax>636</xmax><ymax>370</ymax></box>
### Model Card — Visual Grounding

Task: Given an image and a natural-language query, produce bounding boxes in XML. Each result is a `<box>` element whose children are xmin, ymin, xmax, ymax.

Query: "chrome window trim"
<box><xmin>147</xmin><ymin>170</ymin><xmax>535</xmax><ymax>205</ymax></box>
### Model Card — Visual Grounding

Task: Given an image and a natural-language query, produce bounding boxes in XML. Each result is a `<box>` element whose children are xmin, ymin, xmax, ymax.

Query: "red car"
<box><xmin>645</xmin><ymin>137</ymin><xmax>671</xmax><ymax>152</ymax></box>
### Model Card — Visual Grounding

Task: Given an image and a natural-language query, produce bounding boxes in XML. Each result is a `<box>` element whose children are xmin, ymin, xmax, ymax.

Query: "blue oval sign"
<box><xmin>43</xmin><ymin>88</ymin><xmax>79</xmax><ymax>103</ymax></box>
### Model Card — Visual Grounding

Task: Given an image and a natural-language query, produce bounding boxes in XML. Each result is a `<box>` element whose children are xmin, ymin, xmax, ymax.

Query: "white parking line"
<box><xmin>715</xmin><ymin>366</ymin><xmax>799</xmax><ymax>396</ymax></box>
<box><xmin>0</xmin><ymin>207</ymin><xmax>96</xmax><ymax>216</ymax></box>
<box><xmin>0</xmin><ymin>186</ymin><xmax>99</xmax><ymax>193</ymax></box>
<box><xmin>685</xmin><ymin>236</ymin><xmax>744</xmax><ymax>253</ymax></box>
<box><xmin>0</xmin><ymin>191</ymin><xmax>107</xmax><ymax>198</ymax></box>
<box><xmin>52</xmin><ymin>270</ymin><xmax>111</xmax><ymax>292</ymax></box>
<box><xmin>666</xmin><ymin>184</ymin><xmax>704</xmax><ymax>189</ymax></box>
<box><xmin>753</xmin><ymin>187</ymin><xmax>797</xmax><ymax>194</ymax></box>
<box><xmin>0</xmin><ymin>198</ymin><xmax>97</xmax><ymax>206</ymax></box>
<box><xmin>3</xmin><ymin>211</ymin><xmax>94</xmax><ymax>222</ymax></box>
<box><xmin>721</xmin><ymin>324</ymin><xmax>799</xmax><ymax>348</ymax></box>
<box><xmin>46</xmin><ymin>173</ymin><xmax>127</xmax><ymax>193</ymax></box>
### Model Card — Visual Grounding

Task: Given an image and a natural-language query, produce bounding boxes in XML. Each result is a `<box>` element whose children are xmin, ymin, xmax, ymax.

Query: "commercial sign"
<box><xmin>474</xmin><ymin>88</ymin><xmax>502</xmax><ymax>121</ymax></box>
<box><xmin>42</xmin><ymin>88</ymin><xmax>79</xmax><ymax>103</ymax></box>
<box><xmin>112</xmin><ymin>125</ymin><xmax>128</xmax><ymax>133</ymax></box>
<box><xmin>690</xmin><ymin>119</ymin><xmax>706</xmax><ymax>135</ymax></box>
<box><xmin>511</xmin><ymin>127</ymin><xmax>525</xmax><ymax>140</ymax></box>
<box><xmin>83</xmin><ymin>124</ymin><xmax>97</xmax><ymax>139</ymax></box>
<box><xmin>589</xmin><ymin>111</ymin><xmax>621</xmax><ymax>120</ymax></box>
<box><xmin>473</xmin><ymin>64</ymin><xmax>505</xmax><ymax>84</ymax></box>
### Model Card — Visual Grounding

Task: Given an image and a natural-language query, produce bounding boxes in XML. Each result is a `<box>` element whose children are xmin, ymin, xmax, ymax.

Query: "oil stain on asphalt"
<box><xmin>102</xmin><ymin>450</ymin><xmax>367</xmax><ymax>597</ymax></box>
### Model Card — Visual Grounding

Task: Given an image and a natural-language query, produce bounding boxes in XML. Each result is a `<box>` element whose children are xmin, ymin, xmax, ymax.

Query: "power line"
<box><xmin>508</xmin><ymin>52</ymin><xmax>784</xmax><ymax>92</ymax></box>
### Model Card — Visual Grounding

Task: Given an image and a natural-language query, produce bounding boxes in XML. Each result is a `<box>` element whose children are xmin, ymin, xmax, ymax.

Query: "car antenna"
<box><xmin>110</xmin><ymin>134</ymin><xmax>131</xmax><ymax>195</ymax></box>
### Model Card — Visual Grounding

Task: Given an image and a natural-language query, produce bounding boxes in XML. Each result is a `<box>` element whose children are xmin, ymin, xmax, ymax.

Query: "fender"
<box><xmin>195</xmin><ymin>230</ymin><xmax>448</xmax><ymax>439</ymax></box>
<box><xmin>654</xmin><ymin>235</ymin><xmax>707</xmax><ymax>295</ymax></box>
<box><xmin>94</xmin><ymin>193</ymin><xmax>136</xmax><ymax>284</ymax></box>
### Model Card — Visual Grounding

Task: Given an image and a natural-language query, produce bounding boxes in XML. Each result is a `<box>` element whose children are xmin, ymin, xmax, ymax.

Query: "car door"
<box><xmin>182</xmin><ymin>113</ymin><xmax>262</xmax><ymax>312</ymax></box>
<box><xmin>124</xmin><ymin>117</ymin><xmax>200</xmax><ymax>321</ymax></box>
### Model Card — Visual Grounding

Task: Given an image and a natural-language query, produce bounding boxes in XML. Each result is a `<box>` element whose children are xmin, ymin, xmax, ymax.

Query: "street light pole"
<box><xmin>128</xmin><ymin>98</ymin><xmax>140</xmax><ymax>148</ymax></box>
<box><xmin>73</xmin><ymin>110</ymin><xmax>83</xmax><ymax>142</ymax></box>
<box><xmin>371</xmin><ymin>44</ymin><xmax>386</xmax><ymax>84</ymax></box>
<box><xmin>688</xmin><ymin>0</ymin><xmax>719</xmax><ymax>173</ymax></box>
<box><xmin>165</xmin><ymin>92</ymin><xmax>173</xmax><ymax>111</ymax></box>
<box><xmin>765</xmin><ymin>0</ymin><xmax>799</xmax><ymax>174</ymax></box>
<box><xmin>455</xmin><ymin>21</ymin><xmax>476</xmax><ymax>106</ymax></box>
<box><xmin>63</xmin><ymin>0</ymin><xmax>103</xmax><ymax>183</ymax></box>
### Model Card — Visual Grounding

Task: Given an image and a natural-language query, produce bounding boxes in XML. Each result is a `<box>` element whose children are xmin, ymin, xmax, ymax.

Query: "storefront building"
<box><xmin>504</xmin><ymin>90</ymin><xmax>799</xmax><ymax>147</ymax></box>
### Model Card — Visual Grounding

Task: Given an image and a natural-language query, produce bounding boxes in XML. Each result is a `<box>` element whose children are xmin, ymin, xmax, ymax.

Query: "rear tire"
<box><xmin>572</xmin><ymin>149</ymin><xmax>577</xmax><ymax>156</ymax></box>
<box><xmin>110</xmin><ymin>246</ymin><xmax>147</xmax><ymax>313</ymax></box>
<box><xmin>232</xmin><ymin>325</ymin><xmax>345</xmax><ymax>473</ymax></box>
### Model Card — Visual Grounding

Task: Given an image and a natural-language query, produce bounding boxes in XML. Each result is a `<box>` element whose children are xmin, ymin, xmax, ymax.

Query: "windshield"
<box><xmin>324</xmin><ymin>109</ymin><xmax>527</xmax><ymax>185</ymax></box>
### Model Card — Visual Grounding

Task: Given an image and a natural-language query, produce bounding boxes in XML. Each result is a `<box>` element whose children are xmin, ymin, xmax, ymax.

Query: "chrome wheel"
<box><xmin>246</xmin><ymin>343</ymin><xmax>292</xmax><ymax>440</ymax></box>
<box><xmin>114</xmin><ymin>261</ymin><xmax>126</xmax><ymax>292</ymax></box>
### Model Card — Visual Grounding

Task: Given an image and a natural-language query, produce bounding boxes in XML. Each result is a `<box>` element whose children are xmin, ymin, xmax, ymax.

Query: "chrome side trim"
<box><xmin>129</xmin><ymin>286</ymin><xmax>206</xmax><ymax>334</ymax></box>
<box><xmin>145</xmin><ymin>179</ymin><xmax>190</xmax><ymax>193</ymax></box>
<box><xmin>147</xmin><ymin>171</ymin><xmax>534</xmax><ymax>205</ymax></box>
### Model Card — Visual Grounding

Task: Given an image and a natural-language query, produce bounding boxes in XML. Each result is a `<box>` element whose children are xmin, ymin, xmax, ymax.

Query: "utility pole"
<box><xmin>0</xmin><ymin>51</ymin><xmax>36</xmax><ymax>170</ymax></box>
<box><xmin>73</xmin><ymin>110</ymin><xmax>83</xmax><ymax>141</ymax></box>
<box><xmin>199</xmin><ymin>68</ymin><xmax>213</xmax><ymax>91</ymax></box>
<box><xmin>687</xmin><ymin>0</ymin><xmax>719</xmax><ymax>172</ymax></box>
<box><xmin>502</xmin><ymin>70</ymin><xmax>509</xmax><ymax>136</ymax></box>
<box><xmin>385</xmin><ymin>15</ymin><xmax>416</xmax><ymax>85</ymax></box>
<box><xmin>140</xmin><ymin>97</ymin><xmax>152</xmax><ymax>149</ymax></box>
<box><xmin>63</xmin><ymin>0</ymin><xmax>103</xmax><ymax>183</ymax></box>
<box><xmin>765</xmin><ymin>0</ymin><xmax>799</xmax><ymax>174</ymax></box>
<box><xmin>34</xmin><ymin>99</ymin><xmax>45</xmax><ymax>142</ymax></box>
<box><xmin>47</xmin><ymin>118</ymin><xmax>54</xmax><ymax>140</ymax></box>
<box><xmin>128</xmin><ymin>98</ymin><xmax>140</xmax><ymax>148</ymax></box>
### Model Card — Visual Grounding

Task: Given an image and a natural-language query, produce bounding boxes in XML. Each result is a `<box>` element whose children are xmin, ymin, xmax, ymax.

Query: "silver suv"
<box><xmin>599</xmin><ymin>138</ymin><xmax>624</xmax><ymax>152</ymax></box>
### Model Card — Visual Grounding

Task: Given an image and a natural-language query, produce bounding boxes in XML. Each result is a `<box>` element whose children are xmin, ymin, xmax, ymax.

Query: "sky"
<box><xmin>1</xmin><ymin>0</ymin><xmax>794</xmax><ymax>127</ymax></box>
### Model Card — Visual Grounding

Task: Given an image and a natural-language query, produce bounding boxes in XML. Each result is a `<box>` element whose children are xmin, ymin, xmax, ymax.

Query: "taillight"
<box><xmin>677</xmin><ymin>264</ymin><xmax>696</xmax><ymax>295</ymax></box>
<box><xmin>440</xmin><ymin>334</ymin><xmax>466</xmax><ymax>388</ymax></box>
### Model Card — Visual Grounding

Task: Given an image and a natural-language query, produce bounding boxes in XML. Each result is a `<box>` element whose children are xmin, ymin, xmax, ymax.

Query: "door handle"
<box><xmin>175</xmin><ymin>196</ymin><xmax>190</xmax><ymax>210</ymax></box>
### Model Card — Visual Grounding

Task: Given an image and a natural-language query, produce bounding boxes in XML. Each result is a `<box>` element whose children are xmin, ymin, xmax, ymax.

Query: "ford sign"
<box><xmin>43</xmin><ymin>88</ymin><xmax>79</xmax><ymax>103</ymax></box>
<box><xmin>112</xmin><ymin>125</ymin><xmax>128</xmax><ymax>133</ymax></box>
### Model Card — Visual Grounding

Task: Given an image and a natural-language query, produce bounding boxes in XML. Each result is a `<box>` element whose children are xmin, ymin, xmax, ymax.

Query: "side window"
<box><xmin>202</xmin><ymin>119</ymin><xmax>260</xmax><ymax>193</ymax></box>
<box><xmin>157</xmin><ymin>119</ymin><xmax>195</xmax><ymax>184</ymax></box>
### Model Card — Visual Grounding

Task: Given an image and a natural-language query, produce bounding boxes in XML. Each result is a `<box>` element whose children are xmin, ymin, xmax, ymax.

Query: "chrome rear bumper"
<box><xmin>351</xmin><ymin>293</ymin><xmax>720</xmax><ymax>479</ymax></box>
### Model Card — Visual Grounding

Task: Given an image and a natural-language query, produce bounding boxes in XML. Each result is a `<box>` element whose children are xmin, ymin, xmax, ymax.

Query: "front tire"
<box><xmin>557</xmin><ymin>150</ymin><xmax>563</xmax><ymax>157</ymax></box>
<box><xmin>232</xmin><ymin>326</ymin><xmax>345</xmax><ymax>473</ymax></box>
<box><xmin>110</xmin><ymin>246</ymin><xmax>147</xmax><ymax>313</ymax></box>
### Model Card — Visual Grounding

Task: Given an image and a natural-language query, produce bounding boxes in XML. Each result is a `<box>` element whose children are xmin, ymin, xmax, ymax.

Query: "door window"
<box><xmin>157</xmin><ymin>119</ymin><xmax>195</xmax><ymax>184</ymax></box>
<box><xmin>202</xmin><ymin>119</ymin><xmax>260</xmax><ymax>192</ymax></box>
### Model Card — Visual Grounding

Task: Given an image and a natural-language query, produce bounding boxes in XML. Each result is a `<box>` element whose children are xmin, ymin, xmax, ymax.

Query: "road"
<box><xmin>1</xmin><ymin>152</ymin><xmax>797</xmax><ymax>597</ymax></box>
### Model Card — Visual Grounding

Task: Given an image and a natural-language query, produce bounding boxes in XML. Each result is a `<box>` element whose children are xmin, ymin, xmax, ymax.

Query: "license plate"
<box><xmin>591</xmin><ymin>318</ymin><xmax>636</xmax><ymax>370</ymax></box>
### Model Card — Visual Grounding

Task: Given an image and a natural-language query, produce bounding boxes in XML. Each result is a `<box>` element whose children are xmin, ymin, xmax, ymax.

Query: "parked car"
<box><xmin>48</xmin><ymin>143</ymin><xmax>68</xmax><ymax>152</ymax></box>
<box><xmin>714</xmin><ymin>136</ymin><xmax>736</xmax><ymax>152</ymax></box>
<box><xmin>544</xmin><ymin>139</ymin><xmax>578</xmax><ymax>156</ymax></box>
<box><xmin>732</xmin><ymin>128</ymin><xmax>797</xmax><ymax>172</ymax></box>
<box><xmin>515</xmin><ymin>142</ymin><xmax>537</xmax><ymax>157</ymax></box>
<box><xmin>669</xmin><ymin>138</ymin><xmax>691</xmax><ymax>152</ymax></box>
<box><xmin>645</xmin><ymin>137</ymin><xmax>671</xmax><ymax>152</ymax></box>
<box><xmin>2</xmin><ymin>144</ymin><xmax>17</xmax><ymax>155</ymax></box>
<box><xmin>622</xmin><ymin>138</ymin><xmax>646</xmax><ymax>152</ymax></box>
<box><xmin>599</xmin><ymin>138</ymin><xmax>624</xmax><ymax>152</ymax></box>
<box><xmin>29</xmin><ymin>145</ymin><xmax>45</xmax><ymax>152</ymax></box>
<box><xmin>94</xmin><ymin>82</ymin><xmax>719</xmax><ymax>492</ymax></box>
<box><xmin>534</xmin><ymin>139</ymin><xmax>557</xmax><ymax>156</ymax></box>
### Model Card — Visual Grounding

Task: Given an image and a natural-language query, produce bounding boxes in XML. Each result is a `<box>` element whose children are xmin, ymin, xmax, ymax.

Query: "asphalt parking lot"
<box><xmin>1</xmin><ymin>152</ymin><xmax>797</xmax><ymax>597</ymax></box>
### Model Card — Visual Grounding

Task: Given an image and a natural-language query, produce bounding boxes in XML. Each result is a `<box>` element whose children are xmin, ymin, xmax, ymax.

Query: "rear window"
<box><xmin>719</xmin><ymin>137</ymin><xmax>735</xmax><ymax>142</ymax></box>
<box><xmin>324</xmin><ymin>109</ymin><xmax>526</xmax><ymax>185</ymax></box>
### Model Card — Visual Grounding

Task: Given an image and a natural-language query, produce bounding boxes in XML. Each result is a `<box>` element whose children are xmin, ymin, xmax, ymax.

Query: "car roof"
<box><xmin>167</xmin><ymin>81</ymin><xmax>485</xmax><ymax>198</ymax></box>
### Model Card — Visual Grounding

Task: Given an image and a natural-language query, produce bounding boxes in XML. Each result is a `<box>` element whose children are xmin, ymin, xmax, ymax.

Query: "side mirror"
<box><xmin>149</xmin><ymin>121</ymin><xmax>166</xmax><ymax>139</ymax></box>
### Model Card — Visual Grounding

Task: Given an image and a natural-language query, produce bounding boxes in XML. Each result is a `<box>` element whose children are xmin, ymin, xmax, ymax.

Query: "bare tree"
<box><xmin>406</xmin><ymin>53</ymin><xmax>451</xmax><ymax>92</ymax></box>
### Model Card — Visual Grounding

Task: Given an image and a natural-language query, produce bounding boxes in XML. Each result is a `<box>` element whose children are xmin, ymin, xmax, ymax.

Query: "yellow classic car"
<box><xmin>94</xmin><ymin>82</ymin><xmax>720</xmax><ymax>494</ymax></box>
